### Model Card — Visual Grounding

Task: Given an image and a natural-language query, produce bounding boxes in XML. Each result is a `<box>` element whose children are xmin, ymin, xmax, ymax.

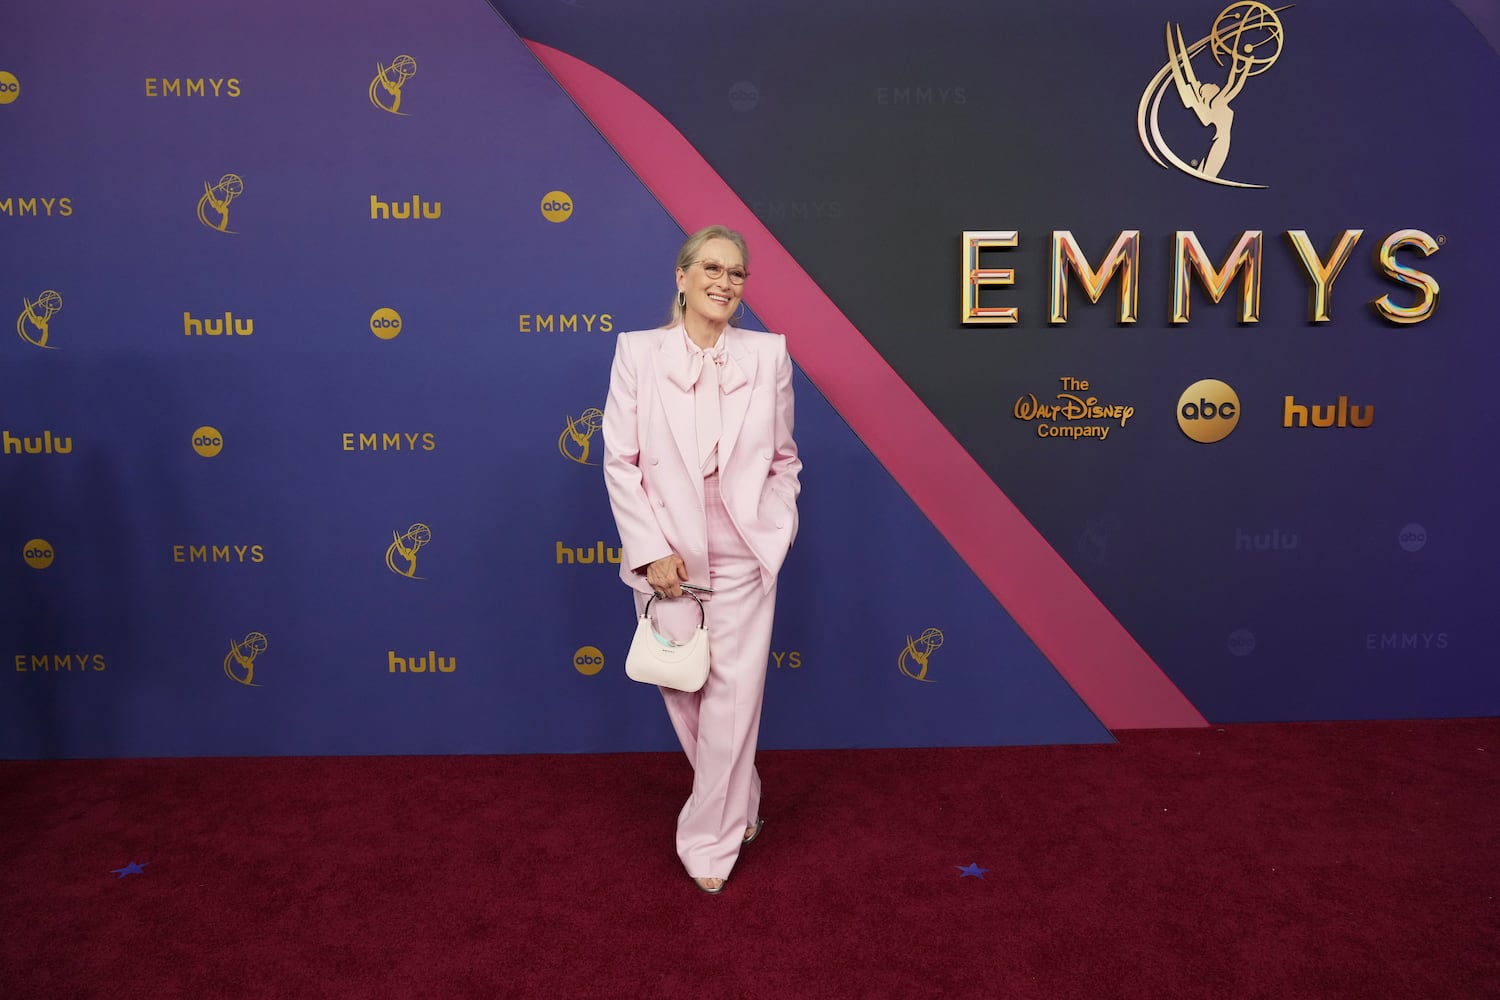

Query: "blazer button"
<box><xmin>650</xmin><ymin>457</ymin><xmax>660</xmax><ymax>465</ymax></box>
<box><xmin>657</xmin><ymin>499</ymin><xmax>666</xmax><ymax>507</ymax></box>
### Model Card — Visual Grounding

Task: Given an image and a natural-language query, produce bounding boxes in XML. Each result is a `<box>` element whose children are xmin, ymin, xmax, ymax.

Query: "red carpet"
<box><xmin>2</xmin><ymin>719</ymin><xmax>1497</xmax><ymax>999</ymax></box>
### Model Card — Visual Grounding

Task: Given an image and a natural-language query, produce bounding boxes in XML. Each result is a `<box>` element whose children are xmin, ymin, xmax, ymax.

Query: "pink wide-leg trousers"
<box><xmin>638</xmin><ymin>471</ymin><xmax>776</xmax><ymax>881</ymax></box>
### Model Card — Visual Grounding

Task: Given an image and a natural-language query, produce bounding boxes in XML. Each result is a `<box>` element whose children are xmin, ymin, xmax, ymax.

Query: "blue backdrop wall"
<box><xmin>3</xmin><ymin>0</ymin><xmax>1496</xmax><ymax>758</ymax></box>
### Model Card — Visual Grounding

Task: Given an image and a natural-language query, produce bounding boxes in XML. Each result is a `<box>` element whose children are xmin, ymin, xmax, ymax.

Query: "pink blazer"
<box><xmin>603</xmin><ymin>324</ymin><xmax>801</xmax><ymax>596</ymax></box>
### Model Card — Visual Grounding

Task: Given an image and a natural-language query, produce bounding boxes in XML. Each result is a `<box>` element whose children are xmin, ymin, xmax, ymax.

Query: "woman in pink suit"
<box><xmin>602</xmin><ymin>225</ymin><xmax>801</xmax><ymax>895</ymax></box>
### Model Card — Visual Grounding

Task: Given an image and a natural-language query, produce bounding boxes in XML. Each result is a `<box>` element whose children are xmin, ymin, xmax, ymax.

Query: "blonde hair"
<box><xmin>664</xmin><ymin>225</ymin><xmax>750</xmax><ymax>327</ymax></box>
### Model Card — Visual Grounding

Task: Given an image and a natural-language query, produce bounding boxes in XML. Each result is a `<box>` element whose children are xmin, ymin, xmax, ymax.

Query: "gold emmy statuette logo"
<box><xmin>540</xmin><ymin>190</ymin><xmax>574</xmax><ymax>223</ymax></box>
<box><xmin>898</xmin><ymin>627</ymin><xmax>945</xmax><ymax>682</ymax></box>
<box><xmin>559</xmin><ymin>408</ymin><xmax>603</xmax><ymax>465</ymax></box>
<box><xmin>224</xmin><ymin>631</ymin><xmax>268</xmax><ymax>686</ymax></box>
<box><xmin>573</xmin><ymin>646</ymin><xmax>605</xmax><ymax>676</ymax></box>
<box><xmin>196</xmin><ymin>173</ymin><xmax>244</xmax><ymax>233</ymax></box>
<box><xmin>1139</xmin><ymin>3</ymin><xmax>1289</xmax><ymax>189</ymax></box>
<box><xmin>16</xmin><ymin>290</ymin><xmax>62</xmax><ymax>350</ymax></box>
<box><xmin>0</xmin><ymin>71</ymin><xmax>19</xmax><ymax>104</ymax></box>
<box><xmin>369</xmin><ymin>54</ymin><xmax>417</xmax><ymax>115</ymax></box>
<box><xmin>386</xmin><ymin>522</ymin><xmax>431</xmax><ymax>579</ymax></box>
<box><xmin>1178</xmin><ymin>379</ymin><xmax>1241</xmax><ymax>442</ymax></box>
<box><xmin>370</xmin><ymin>307</ymin><xmax>403</xmax><ymax>340</ymax></box>
<box><xmin>192</xmin><ymin>425</ymin><xmax>224</xmax><ymax>457</ymax></box>
<box><xmin>23</xmin><ymin>538</ymin><xmax>54</xmax><ymax>570</ymax></box>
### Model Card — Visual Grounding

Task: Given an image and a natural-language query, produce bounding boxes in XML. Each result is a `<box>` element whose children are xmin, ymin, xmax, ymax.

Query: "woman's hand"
<box><xmin>644</xmin><ymin>554</ymin><xmax>689</xmax><ymax>599</ymax></box>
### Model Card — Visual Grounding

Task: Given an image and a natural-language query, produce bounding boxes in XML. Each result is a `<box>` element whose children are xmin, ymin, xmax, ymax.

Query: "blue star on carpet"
<box><xmin>111</xmin><ymin>861</ymin><xmax>150</xmax><ymax>879</ymax></box>
<box><xmin>955</xmin><ymin>862</ymin><xmax>989</xmax><ymax>879</ymax></box>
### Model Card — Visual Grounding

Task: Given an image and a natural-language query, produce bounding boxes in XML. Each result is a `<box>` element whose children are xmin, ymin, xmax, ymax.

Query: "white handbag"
<box><xmin>625</xmin><ymin>590</ymin><xmax>710</xmax><ymax>692</ymax></box>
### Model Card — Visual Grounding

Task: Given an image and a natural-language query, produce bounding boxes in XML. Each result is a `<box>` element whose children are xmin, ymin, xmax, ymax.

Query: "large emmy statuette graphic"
<box><xmin>1138</xmin><ymin>3</ymin><xmax>1289</xmax><ymax>189</ymax></box>
<box><xmin>369</xmin><ymin>54</ymin><xmax>418</xmax><ymax>115</ymax></box>
<box><xmin>197</xmin><ymin>173</ymin><xmax>244</xmax><ymax>233</ymax></box>
<box><xmin>386</xmin><ymin>522</ymin><xmax>432</xmax><ymax>579</ymax></box>
<box><xmin>558</xmin><ymin>408</ymin><xmax>604</xmax><ymax>465</ymax></box>
<box><xmin>16</xmin><ymin>289</ymin><xmax>62</xmax><ymax>349</ymax></box>
<box><xmin>224</xmin><ymin>631</ymin><xmax>268</xmax><ymax>686</ymax></box>
<box><xmin>898</xmin><ymin>627</ymin><xmax>945</xmax><ymax>683</ymax></box>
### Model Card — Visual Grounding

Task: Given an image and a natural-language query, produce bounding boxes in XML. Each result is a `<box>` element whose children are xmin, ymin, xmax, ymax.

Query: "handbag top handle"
<box><xmin>642</xmin><ymin>589</ymin><xmax>706</xmax><ymax>629</ymax></box>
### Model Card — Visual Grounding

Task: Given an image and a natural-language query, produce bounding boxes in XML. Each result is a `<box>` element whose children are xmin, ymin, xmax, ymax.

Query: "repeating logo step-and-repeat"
<box><xmin>6</xmin><ymin>0</ymin><xmax>1493</xmax><ymax>755</ymax></box>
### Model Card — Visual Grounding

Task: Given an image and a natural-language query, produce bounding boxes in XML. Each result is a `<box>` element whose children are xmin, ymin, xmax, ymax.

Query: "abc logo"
<box><xmin>0</xmin><ymin>72</ymin><xmax>18</xmax><ymax>105</ymax></box>
<box><xmin>1177</xmin><ymin>379</ymin><xmax>1241</xmax><ymax>443</ymax></box>
<box><xmin>1226</xmin><ymin>628</ymin><xmax>1256</xmax><ymax>657</ymax></box>
<box><xmin>370</xmin><ymin>307</ymin><xmax>403</xmax><ymax>340</ymax></box>
<box><xmin>540</xmin><ymin>190</ymin><xmax>574</xmax><ymax>224</ymax></box>
<box><xmin>728</xmin><ymin>80</ymin><xmax>759</xmax><ymax>112</ymax></box>
<box><xmin>192</xmin><ymin>425</ymin><xmax>224</xmax><ymax>458</ymax></box>
<box><xmin>23</xmin><ymin>538</ymin><xmax>54</xmax><ymax>570</ymax></box>
<box><xmin>1398</xmin><ymin>523</ymin><xmax>1427</xmax><ymax>553</ymax></box>
<box><xmin>573</xmin><ymin>645</ymin><xmax>605</xmax><ymax>676</ymax></box>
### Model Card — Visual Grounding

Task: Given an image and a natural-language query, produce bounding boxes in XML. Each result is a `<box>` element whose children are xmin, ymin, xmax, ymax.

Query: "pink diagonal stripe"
<box><xmin>528</xmin><ymin>41</ymin><xmax>1206</xmax><ymax>730</ymax></box>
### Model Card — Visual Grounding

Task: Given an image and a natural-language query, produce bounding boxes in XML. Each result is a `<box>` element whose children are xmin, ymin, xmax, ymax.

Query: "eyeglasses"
<box><xmin>694</xmin><ymin>260</ymin><xmax>749</xmax><ymax>284</ymax></box>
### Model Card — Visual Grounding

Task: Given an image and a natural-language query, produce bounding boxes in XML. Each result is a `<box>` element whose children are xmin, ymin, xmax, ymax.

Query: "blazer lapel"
<box><xmin>655</xmin><ymin>327</ymin><xmax>700</xmax><ymax>482</ymax></box>
<box><xmin>715</xmin><ymin>327</ymin><xmax>758</xmax><ymax>469</ymax></box>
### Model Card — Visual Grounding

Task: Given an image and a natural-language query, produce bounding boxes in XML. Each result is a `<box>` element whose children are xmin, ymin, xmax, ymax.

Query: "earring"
<box><xmin>679</xmin><ymin>291</ymin><xmax>686</xmax><ymax>310</ymax></box>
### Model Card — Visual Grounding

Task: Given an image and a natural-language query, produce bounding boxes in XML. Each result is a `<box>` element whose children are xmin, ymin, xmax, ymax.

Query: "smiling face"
<box><xmin>676</xmin><ymin>236</ymin><xmax>746</xmax><ymax>332</ymax></box>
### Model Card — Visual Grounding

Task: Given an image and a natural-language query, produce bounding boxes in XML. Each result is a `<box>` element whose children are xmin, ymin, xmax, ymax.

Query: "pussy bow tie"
<box><xmin>667</xmin><ymin>346</ymin><xmax>747</xmax><ymax>394</ymax></box>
